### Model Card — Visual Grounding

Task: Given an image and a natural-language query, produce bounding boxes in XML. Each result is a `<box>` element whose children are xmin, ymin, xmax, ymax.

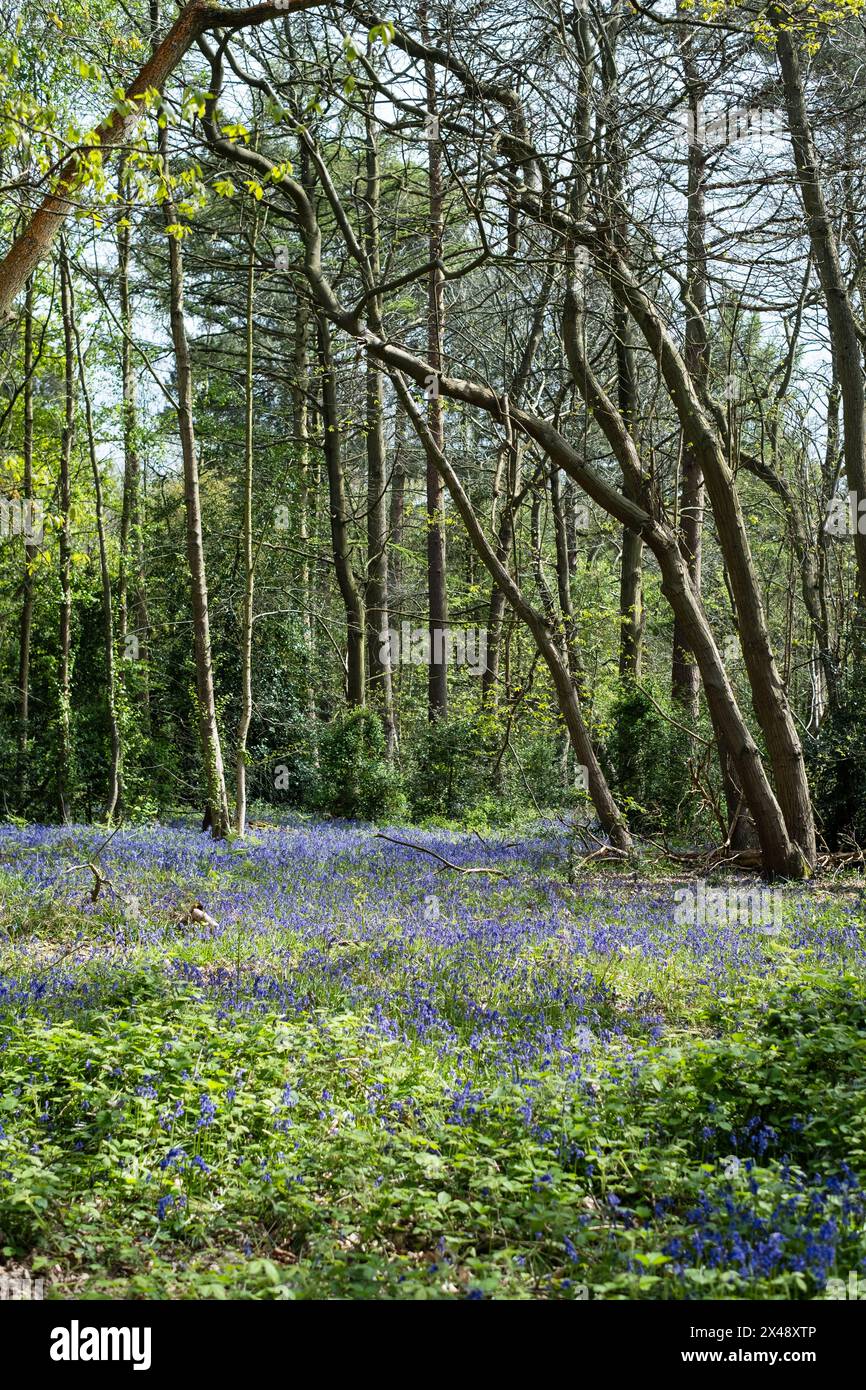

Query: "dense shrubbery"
<box><xmin>315</xmin><ymin>708</ymin><xmax>407</xmax><ymax>822</ymax></box>
<box><xmin>807</xmin><ymin>686</ymin><xmax>866</xmax><ymax>851</ymax></box>
<box><xmin>606</xmin><ymin>683</ymin><xmax>694</xmax><ymax>836</ymax></box>
<box><xmin>406</xmin><ymin>713</ymin><xmax>498</xmax><ymax>821</ymax></box>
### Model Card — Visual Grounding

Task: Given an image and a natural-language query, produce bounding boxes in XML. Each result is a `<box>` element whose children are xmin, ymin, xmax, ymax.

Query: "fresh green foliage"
<box><xmin>1</xmin><ymin>824</ymin><xmax>864</xmax><ymax>1300</ymax></box>
<box><xmin>316</xmin><ymin>709</ymin><xmax>407</xmax><ymax>821</ymax></box>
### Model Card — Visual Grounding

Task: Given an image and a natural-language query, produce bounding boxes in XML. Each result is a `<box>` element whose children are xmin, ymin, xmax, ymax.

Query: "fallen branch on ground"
<box><xmin>373</xmin><ymin>832</ymin><xmax>510</xmax><ymax>877</ymax></box>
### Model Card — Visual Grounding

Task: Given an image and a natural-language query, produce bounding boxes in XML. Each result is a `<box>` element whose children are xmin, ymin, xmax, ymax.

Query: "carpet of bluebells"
<box><xmin>0</xmin><ymin>818</ymin><xmax>865</xmax><ymax>1300</ymax></box>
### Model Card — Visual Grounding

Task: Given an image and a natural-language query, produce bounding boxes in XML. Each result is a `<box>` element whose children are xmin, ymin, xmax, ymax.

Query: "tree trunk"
<box><xmin>482</xmin><ymin>443</ymin><xmax>516</xmax><ymax>704</ymax></box>
<box><xmin>117</xmin><ymin>156</ymin><xmax>150</xmax><ymax>710</ymax></box>
<box><xmin>161</xmin><ymin>130</ymin><xmax>229</xmax><ymax>838</ymax></box>
<box><xmin>597</xmin><ymin>241</ymin><xmax>816</xmax><ymax>867</ymax></box>
<box><xmin>422</xmin><ymin>12</ymin><xmax>448</xmax><ymax>719</ymax></box>
<box><xmin>773</xmin><ymin>12</ymin><xmax>866</xmax><ymax>625</ymax></box>
<box><xmin>317</xmin><ymin>312</ymin><xmax>365</xmax><ymax>705</ymax></box>
<box><xmin>363</xmin><ymin>102</ymin><xmax>396</xmax><ymax>750</ymax></box>
<box><xmin>72</xmin><ymin>296</ymin><xmax>122</xmax><ymax>821</ymax></box>
<box><xmin>535</xmin><ymin>346</ymin><xmax>807</xmax><ymax>877</ymax></box>
<box><xmin>614</xmin><ymin>309</ymin><xmax>644</xmax><ymax>680</ymax></box>
<box><xmin>671</xmin><ymin>31</ymin><xmax>706</xmax><ymax>716</ymax></box>
<box><xmin>293</xmin><ymin>295</ymin><xmax>318</xmax><ymax>745</ymax></box>
<box><xmin>57</xmin><ymin>244</ymin><xmax>74</xmax><ymax>823</ymax></box>
<box><xmin>16</xmin><ymin>278</ymin><xmax>36</xmax><ymax>805</ymax></box>
<box><xmin>235</xmin><ymin>229</ymin><xmax>257</xmax><ymax>836</ymax></box>
<box><xmin>393</xmin><ymin>369</ymin><xmax>633</xmax><ymax>853</ymax></box>
<box><xmin>550</xmin><ymin>464</ymin><xmax>588</xmax><ymax>699</ymax></box>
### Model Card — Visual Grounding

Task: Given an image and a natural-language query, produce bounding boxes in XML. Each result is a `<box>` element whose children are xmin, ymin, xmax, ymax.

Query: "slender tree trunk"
<box><xmin>365</xmin><ymin>355</ymin><xmax>396</xmax><ymax>741</ymax></box>
<box><xmin>671</xmin><ymin>441</ymin><xmax>705</xmax><ymax>717</ymax></box>
<box><xmin>671</xmin><ymin>21</ymin><xmax>706</xmax><ymax>719</ymax></box>
<box><xmin>597</xmin><ymin>2</ymin><xmax>644</xmax><ymax>678</ymax></box>
<box><xmin>550</xmin><ymin>464</ymin><xmax>588</xmax><ymax>698</ymax></box>
<box><xmin>317</xmin><ymin>312</ymin><xmax>365</xmax><ymax>705</ymax></box>
<box><xmin>293</xmin><ymin>294</ymin><xmax>317</xmax><ymax>744</ymax></box>
<box><xmin>614</xmin><ymin>308</ymin><xmax>644</xmax><ymax>679</ymax></box>
<box><xmin>235</xmin><ymin>229</ymin><xmax>257</xmax><ymax>836</ymax></box>
<box><xmin>17</xmin><ymin>278</ymin><xmax>36</xmax><ymax>805</ymax></box>
<box><xmin>117</xmin><ymin>156</ymin><xmax>150</xmax><ymax>710</ymax></box>
<box><xmin>161</xmin><ymin>131</ymin><xmax>229</xmax><ymax>838</ymax></box>
<box><xmin>422</xmin><ymin>9</ymin><xmax>448</xmax><ymax>719</ymax></box>
<box><xmin>388</xmin><ymin>455</ymin><xmax>406</xmax><ymax>597</ymax></box>
<box><xmin>72</xmin><ymin>300</ymin><xmax>122</xmax><ymax>820</ymax></box>
<box><xmin>482</xmin><ymin>442</ymin><xmax>516</xmax><ymax>704</ymax></box>
<box><xmin>363</xmin><ymin>101</ymin><xmax>396</xmax><ymax>750</ymax></box>
<box><xmin>773</xmin><ymin>12</ymin><xmax>866</xmax><ymax>626</ymax></box>
<box><xmin>57</xmin><ymin>245</ymin><xmax>74</xmax><ymax>823</ymax></box>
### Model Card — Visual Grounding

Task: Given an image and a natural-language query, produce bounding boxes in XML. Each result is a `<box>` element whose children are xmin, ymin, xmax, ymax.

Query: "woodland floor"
<box><xmin>0</xmin><ymin>819</ymin><xmax>864</xmax><ymax>1300</ymax></box>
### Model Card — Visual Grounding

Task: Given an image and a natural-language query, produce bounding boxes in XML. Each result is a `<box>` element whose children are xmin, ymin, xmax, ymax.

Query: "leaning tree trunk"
<box><xmin>0</xmin><ymin>1</ymin><xmax>326</xmax><ymax>317</ymax></box>
<box><xmin>595</xmin><ymin>241</ymin><xmax>816</xmax><ymax>868</ymax></box>
<box><xmin>545</xmin><ymin>343</ymin><xmax>807</xmax><ymax>877</ymax></box>
<box><xmin>393</xmin><ymin>370</ymin><xmax>633</xmax><ymax>855</ymax></box>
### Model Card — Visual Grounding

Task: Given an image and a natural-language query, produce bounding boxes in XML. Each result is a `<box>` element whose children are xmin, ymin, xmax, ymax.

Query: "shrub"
<box><xmin>606</xmin><ymin>682</ymin><xmax>692</xmax><ymax>835</ymax></box>
<box><xmin>316</xmin><ymin>708</ymin><xmax>406</xmax><ymax>821</ymax></box>
<box><xmin>407</xmin><ymin>713</ymin><xmax>503</xmax><ymax>821</ymax></box>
